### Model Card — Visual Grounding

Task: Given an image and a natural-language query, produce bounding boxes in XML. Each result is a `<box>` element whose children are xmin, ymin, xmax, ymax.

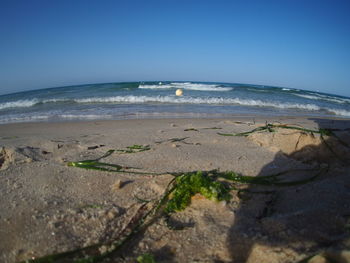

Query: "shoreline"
<box><xmin>1</xmin><ymin>112</ymin><xmax>350</xmax><ymax>127</ymax></box>
<box><xmin>1</xmin><ymin>117</ymin><xmax>349</xmax><ymax>262</ymax></box>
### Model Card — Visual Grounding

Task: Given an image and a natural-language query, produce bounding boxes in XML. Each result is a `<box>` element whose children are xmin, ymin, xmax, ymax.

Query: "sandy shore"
<box><xmin>1</xmin><ymin>117</ymin><xmax>350</xmax><ymax>263</ymax></box>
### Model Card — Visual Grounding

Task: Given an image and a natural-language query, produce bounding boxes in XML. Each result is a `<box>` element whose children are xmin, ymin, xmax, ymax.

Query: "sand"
<box><xmin>0</xmin><ymin>117</ymin><xmax>349</xmax><ymax>263</ymax></box>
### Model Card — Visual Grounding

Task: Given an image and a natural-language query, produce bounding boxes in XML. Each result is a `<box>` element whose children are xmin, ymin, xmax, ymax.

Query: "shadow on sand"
<box><xmin>226</xmin><ymin>118</ymin><xmax>350</xmax><ymax>262</ymax></box>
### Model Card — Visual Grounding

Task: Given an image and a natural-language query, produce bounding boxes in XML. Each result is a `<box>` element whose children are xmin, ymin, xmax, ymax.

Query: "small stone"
<box><xmin>111</xmin><ymin>180</ymin><xmax>122</xmax><ymax>191</ymax></box>
<box><xmin>170</xmin><ymin>123</ymin><xmax>177</xmax><ymax>127</ymax></box>
<box><xmin>107</xmin><ymin>211</ymin><xmax>116</xmax><ymax>220</ymax></box>
<box><xmin>171</xmin><ymin>143</ymin><xmax>179</xmax><ymax>148</ymax></box>
<box><xmin>99</xmin><ymin>245</ymin><xmax>108</xmax><ymax>254</ymax></box>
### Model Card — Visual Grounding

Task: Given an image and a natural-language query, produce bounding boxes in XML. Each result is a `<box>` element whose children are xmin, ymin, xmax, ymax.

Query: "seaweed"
<box><xmin>165</xmin><ymin>171</ymin><xmax>232</xmax><ymax>213</ymax></box>
<box><xmin>217</xmin><ymin>123</ymin><xmax>334</xmax><ymax>137</ymax></box>
<box><xmin>67</xmin><ymin>159</ymin><xmax>123</xmax><ymax>172</ymax></box>
<box><xmin>137</xmin><ymin>253</ymin><xmax>156</xmax><ymax>263</ymax></box>
<box><xmin>67</xmin><ymin>149</ymin><xmax>122</xmax><ymax>172</ymax></box>
<box><xmin>218</xmin><ymin>123</ymin><xmax>349</xmax><ymax>162</ymax></box>
<box><xmin>80</xmin><ymin>204</ymin><xmax>105</xmax><ymax>209</ymax></box>
<box><xmin>116</xmin><ymin>145</ymin><xmax>150</xmax><ymax>154</ymax></box>
<box><xmin>67</xmin><ymin>146</ymin><xmax>153</xmax><ymax>174</ymax></box>
<box><xmin>155</xmin><ymin>137</ymin><xmax>190</xmax><ymax>144</ymax></box>
<box><xmin>25</xmin><ymin>166</ymin><xmax>324</xmax><ymax>263</ymax></box>
<box><xmin>184</xmin><ymin>128</ymin><xmax>199</xmax><ymax>132</ymax></box>
<box><xmin>202</xmin><ymin>127</ymin><xmax>222</xmax><ymax>130</ymax></box>
<box><xmin>88</xmin><ymin>145</ymin><xmax>105</xmax><ymax>150</ymax></box>
<box><xmin>28</xmin><ymin>133</ymin><xmax>331</xmax><ymax>263</ymax></box>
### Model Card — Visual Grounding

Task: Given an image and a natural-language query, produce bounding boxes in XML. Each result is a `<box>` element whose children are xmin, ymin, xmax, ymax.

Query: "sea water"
<box><xmin>0</xmin><ymin>81</ymin><xmax>349</xmax><ymax>124</ymax></box>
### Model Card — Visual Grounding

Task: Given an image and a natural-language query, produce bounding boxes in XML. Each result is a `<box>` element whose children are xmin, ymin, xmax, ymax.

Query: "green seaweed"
<box><xmin>217</xmin><ymin>123</ymin><xmax>334</xmax><ymax>137</ymax></box>
<box><xmin>67</xmin><ymin>160</ymin><xmax>123</xmax><ymax>172</ymax></box>
<box><xmin>67</xmin><ymin>146</ymin><xmax>154</xmax><ymax>174</ymax></box>
<box><xmin>31</xmin><ymin>135</ymin><xmax>329</xmax><ymax>263</ymax></box>
<box><xmin>137</xmin><ymin>253</ymin><xmax>156</xmax><ymax>263</ymax></box>
<box><xmin>116</xmin><ymin>144</ymin><xmax>150</xmax><ymax>154</ymax></box>
<box><xmin>165</xmin><ymin>171</ymin><xmax>232</xmax><ymax>213</ymax></box>
<box><xmin>25</xmin><ymin>166</ymin><xmax>323</xmax><ymax>263</ymax></box>
<box><xmin>81</xmin><ymin>204</ymin><xmax>104</xmax><ymax>209</ymax></box>
<box><xmin>215</xmin><ymin>169</ymin><xmax>324</xmax><ymax>186</ymax></box>
<box><xmin>165</xmin><ymin>168</ymin><xmax>324</xmax><ymax>214</ymax></box>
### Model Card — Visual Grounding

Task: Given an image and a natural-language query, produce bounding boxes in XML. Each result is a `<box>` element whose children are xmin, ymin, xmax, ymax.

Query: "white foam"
<box><xmin>327</xmin><ymin>108</ymin><xmax>350</xmax><ymax>117</ymax></box>
<box><xmin>294</xmin><ymin>94</ymin><xmax>320</xmax><ymax>100</ymax></box>
<box><xmin>59</xmin><ymin>114</ymin><xmax>113</xmax><ymax>119</ymax></box>
<box><xmin>293</xmin><ymin>93</ymin><xmax>350</xmax><ymax>104</ymax></box>
<box><xmin>247</xmin><ymin>88</ymin><xmax>269</xmax><ymax>93</ymax></box>
<box><xmin>42</xmin><ymin>98</ymin><xmax>70</xmax><ymax>104</ymax></box>
<box><xmin>1</xmin><ymin>94</ymin><xmax>349</xmax><ymax>120</ymax></box>
<box><xmin>0</xmin><ymin>99</ymin><xmax>39</xmax><ymax>110</ymax></box>
<box><xmin>317</xmin><ymin>93</ymin><xmax>350</xmax><ymax>103</ymax></box>
<box><xmin>138</xmin><ymin>82</ymin><xmax>233</xmax><ymax>91</ymax></box>
<box><xmin>74</xmin><ymin>95</ymin><xmax>323</xmax><ymax>111</ymax></box>
<box><xmin>0</xmin><ymin>115</ymin><xmax>50</xmax><ymax>124</ymax></box>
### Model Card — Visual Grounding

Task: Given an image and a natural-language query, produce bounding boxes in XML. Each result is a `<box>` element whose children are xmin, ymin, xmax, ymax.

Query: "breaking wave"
<box><xmin>0</xmin><ymin>98</ymin><xmax>72</xmax><ymax>110</ymax></box>
<box><xmin>0</xmin><ymin>99</ymin><xmax>39</xmax><ymax>110</ymax></box>
<box><xmin>75</xmin><ymin>95</ymin><xmax>320</xmax><ymax>109</ymax></box>
<box><xmin>1</xmin><ymin>94</ymin><xmax>350</xmax><ymax>117</ymax></box>
<box><xmin>293</xmin><ymin>93</ymin><xmax>350</xmax><ymax>104</ymax></box>
<box><xmin>75</xmin><ymin>96</ymin><xmax>350</xmax><ymax>116</ymax></box>
<box><xmin>138</xmin><ymin>82</ymin><xmax>233</xmax><ymax>91</ymax></box>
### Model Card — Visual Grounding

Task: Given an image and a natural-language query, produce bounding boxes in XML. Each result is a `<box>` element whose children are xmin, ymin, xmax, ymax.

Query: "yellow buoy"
<box><xmin>175</xmin><ymin>89</ymin><xmax>183</xmax><ymax>96</ymax></box>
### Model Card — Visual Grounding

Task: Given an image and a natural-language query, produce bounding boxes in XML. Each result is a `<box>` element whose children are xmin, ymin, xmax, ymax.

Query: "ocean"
<box><xmin>0</xmin><ymin>81</ymin><xmax>350</xmax><ymax>124</ymax></box>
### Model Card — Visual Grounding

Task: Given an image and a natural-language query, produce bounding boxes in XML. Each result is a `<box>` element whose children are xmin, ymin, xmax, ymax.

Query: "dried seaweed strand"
<box><xmin>217</xmin><ymin>123</ymin><xmax>333</xmax><ymax>137</ymax></box>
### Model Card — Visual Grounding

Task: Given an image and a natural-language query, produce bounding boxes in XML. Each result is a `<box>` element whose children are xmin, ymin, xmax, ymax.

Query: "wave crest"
<box><xmin>0</xmin><ymin>99</ymin><xmax>38</xmax><ymax>110</ymax></box>
<box><xmin>1</xmin><ymin>95</ymin><xmax>349</xmax><ymax>117</ymax></box>
<box><xmin>139</xmin><ymin>82</ymin><xmax>233</xmax><ymax>91</ymax></box>
<box><xmin>293</xmin><ymin>93</ymin><xmax>350</xmax><ymax>104</ymax></box>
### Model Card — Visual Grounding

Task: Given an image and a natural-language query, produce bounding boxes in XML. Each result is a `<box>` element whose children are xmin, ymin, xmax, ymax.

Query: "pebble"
<box><xmin>111</xmin><ymin>179</ymin><xmax>122</xmax><ymax>191</ymax></box>
<box><xmin>107</xmin><ymin>208</ymin><xmax>119</xmax><ymax>220</ymax></box>
<box><xmin>99</xmin><ymin>245</ymin><xmax>108</xmax><ymax>254</ymax></box>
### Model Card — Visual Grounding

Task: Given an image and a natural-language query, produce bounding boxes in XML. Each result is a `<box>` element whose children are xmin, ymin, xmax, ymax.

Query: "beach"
<box><xmin>1</xmin><ymin>117</ymin><xmax>350</xmax><ymax>263</ymax></box>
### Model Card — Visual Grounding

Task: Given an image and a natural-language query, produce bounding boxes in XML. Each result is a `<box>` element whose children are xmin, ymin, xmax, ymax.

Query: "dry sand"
<box><xmin>0</xmin><ymin>117</ymin><xmax>349</xmax><ymax>263</ymax></box>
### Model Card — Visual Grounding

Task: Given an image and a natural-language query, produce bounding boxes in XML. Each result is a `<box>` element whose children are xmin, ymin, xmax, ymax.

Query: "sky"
<box><xmin>0</xmin><ymin>0</ymin><xmax>349</xmax><ymax>97</ymax></box>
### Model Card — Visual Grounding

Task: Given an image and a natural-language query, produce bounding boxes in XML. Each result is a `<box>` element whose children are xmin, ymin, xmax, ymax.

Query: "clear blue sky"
<box><xmin>1</xmin><ymin>0</ymin><xmax>349</xmax><ymax>96</ymax></box>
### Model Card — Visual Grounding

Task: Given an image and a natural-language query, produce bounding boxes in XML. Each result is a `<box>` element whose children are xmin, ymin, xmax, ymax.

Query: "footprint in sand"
<box><xmin>16</xmin><ymin>146</ymin><xmax>52</xmax><ymax>162</ymax></box>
